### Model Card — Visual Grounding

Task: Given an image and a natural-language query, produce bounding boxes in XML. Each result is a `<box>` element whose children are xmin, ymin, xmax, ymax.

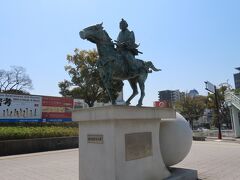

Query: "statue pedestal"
<box><xmin>73</xmin><ymin>105</ymin><xmax>176</xmax><ymax>180</ymax></box>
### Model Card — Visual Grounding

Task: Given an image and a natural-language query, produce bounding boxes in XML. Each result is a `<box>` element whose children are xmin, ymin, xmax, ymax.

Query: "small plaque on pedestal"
<box><xmin>87</xmin><ymin>134</ymin><xmax>104</xmax><ymax>144</ymax></box>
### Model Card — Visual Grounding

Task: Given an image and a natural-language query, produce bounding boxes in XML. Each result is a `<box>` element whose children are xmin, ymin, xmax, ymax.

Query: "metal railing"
<box><xmin>225</xmin><ymin>91</ymin><xmax>240</xmax><ymax>110</ymax></box>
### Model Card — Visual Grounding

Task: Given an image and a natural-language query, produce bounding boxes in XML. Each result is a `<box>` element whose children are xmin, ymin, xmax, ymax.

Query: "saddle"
<box><xmin>114</xmin><ymin>40</ymin><xmax>142</xmax><ymax>55</ymax></box>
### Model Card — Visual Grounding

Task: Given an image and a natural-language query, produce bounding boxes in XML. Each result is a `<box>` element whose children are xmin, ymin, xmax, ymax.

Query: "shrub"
<box><xmin>0</xmin><ymin>126</ymin><xmax>78</xmax><ymax>140</ymax></box>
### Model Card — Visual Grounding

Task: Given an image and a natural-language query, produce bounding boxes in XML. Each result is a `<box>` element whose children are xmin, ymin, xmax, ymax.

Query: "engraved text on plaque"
<box><xmin>125</xmin><ymin>132</ymin><xmax>152</xmax><ymax>161</ymax></box>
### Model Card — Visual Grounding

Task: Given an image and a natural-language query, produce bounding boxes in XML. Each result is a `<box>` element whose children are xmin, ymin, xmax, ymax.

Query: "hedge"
<box><xmin>0</xmin><ymin>126</ymin><xmax>78</xmax><ymax>140</ymax></box>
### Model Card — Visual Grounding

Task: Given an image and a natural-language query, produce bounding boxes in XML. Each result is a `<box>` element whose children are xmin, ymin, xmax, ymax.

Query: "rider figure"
<box><xmin>116</xmin><ymin>19</ymin><xmax>140</xmax><ymax>76</ymax></box>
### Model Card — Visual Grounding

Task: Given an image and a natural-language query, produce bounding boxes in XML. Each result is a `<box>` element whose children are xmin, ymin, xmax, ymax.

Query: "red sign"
<box><xmin>42</xmin><ymin>96</ymin><xmax>73</xmax><ymax>119</ymax></box>
<box><xmin>153</xmin><ymin>101</ymin><xmax>169</xmax><ymax>108</ymax></box>
<box><xmin>42</xmin><ymin>96</ymin><xmax>73</xmax><ymax>107</ymax></box>
<box><xmin>42</xmin><ymin>112</ymin><xmax>72</xmax><ymax>119</ymax></box>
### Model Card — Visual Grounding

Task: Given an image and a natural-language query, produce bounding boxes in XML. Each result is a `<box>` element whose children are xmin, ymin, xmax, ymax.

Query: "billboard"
<box><xmin>0</xmin><ymin>94</ymin><xmax>73</xmax><ymax>122</ymax></box>
<box><xmin>42</xmin><ymin>96</ymin><xmax>73</xmax><ymax>122</ymax></box>
<box><xmin>0</xmin><ymin>94</ymin><xmax>42</xmax><ymax>122</ymax></box>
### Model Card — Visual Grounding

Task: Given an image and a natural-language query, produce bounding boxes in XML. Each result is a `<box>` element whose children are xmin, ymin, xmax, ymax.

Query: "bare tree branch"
<box><xmin>0</xmin><ymin>66</ymin><xmax>33</xmax><ymax>93</ymax></box>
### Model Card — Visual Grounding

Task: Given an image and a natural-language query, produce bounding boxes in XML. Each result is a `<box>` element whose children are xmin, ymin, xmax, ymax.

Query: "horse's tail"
<box><xmin>144</xmin><ymin>61</ymin><xmax>161</xmax><ymax>73</ymax></box>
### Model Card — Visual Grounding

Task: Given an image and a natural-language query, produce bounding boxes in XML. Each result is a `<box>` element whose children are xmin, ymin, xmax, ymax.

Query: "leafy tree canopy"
<box><xmin>175</xmin><ymin>95</ymin><xmax>207</xmax><ymax>128</ymax></box>
<box><xmin>206</xmin><ymin>86</ymin><xmax>231</xmax><ymax>128</ymax></box>
<box><xmin>59</xmin><ymin>49</ymin><xmax>123</xmax><ymax>107</ymax></box>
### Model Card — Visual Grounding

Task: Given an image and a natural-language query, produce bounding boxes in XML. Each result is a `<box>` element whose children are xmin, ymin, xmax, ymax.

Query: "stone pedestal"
<box><xmin>73</xmin><ymin>105</ymin><xmax>176</xmax><ymax>180</ymax></box>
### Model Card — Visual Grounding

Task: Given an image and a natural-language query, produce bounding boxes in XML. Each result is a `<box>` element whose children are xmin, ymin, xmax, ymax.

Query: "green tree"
<box><xmin>59</xmin><ymin>49</ymin><xmax>123</xmax><ymax>107</ymax></box>
<box><xmin>58</xmin><ymin>80</ymin><xmax>72</xmax><ymax>97</ymax></box>
<box><xmin>175</xmin><ymin>95</ymin><xmax>207</xmax><ymax>129</ymax></box>
<box><xmin>234</xmin><ymin>88</ymin><xmax>240</xmax><ymax>95</ymax></box>
<box><xmin>207</xmin><ymin>86</ymin><xmax>231</xmax><ymax>129</ymax></box>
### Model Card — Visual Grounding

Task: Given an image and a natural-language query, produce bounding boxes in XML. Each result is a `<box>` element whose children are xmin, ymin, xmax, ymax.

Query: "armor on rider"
<box><xmin>116</xmin><ymin>19</ymin><xmax>140</xmax><ymax>76</ymax></box>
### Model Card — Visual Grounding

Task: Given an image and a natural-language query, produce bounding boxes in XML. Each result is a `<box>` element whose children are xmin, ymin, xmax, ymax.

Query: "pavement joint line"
<box><xmin>214</xmin><ymin>139</ymin><xmax>223</xmax><ymax>142</ymax></box>
<box><xmin>0</xmin><ymin>148</ymin><xmax>78</xmax><ymax>160</ymax></box>
<box><xmin>196</xmin><ymin>140</ymin><xmax>240</xmax><ymax>146</ymax></box>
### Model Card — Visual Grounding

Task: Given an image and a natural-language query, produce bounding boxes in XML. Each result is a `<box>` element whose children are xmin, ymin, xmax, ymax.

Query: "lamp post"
<box><xmin>204</xmin><ymin>81</ymin><xmax>222</xmax><ymax>139</ymax></box>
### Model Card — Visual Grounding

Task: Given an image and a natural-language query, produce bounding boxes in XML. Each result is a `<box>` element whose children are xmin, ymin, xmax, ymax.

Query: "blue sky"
<box><xmin>1</xmin><ymin>0</ymin><xmax>239</xmax><ymax>106</ymax></box>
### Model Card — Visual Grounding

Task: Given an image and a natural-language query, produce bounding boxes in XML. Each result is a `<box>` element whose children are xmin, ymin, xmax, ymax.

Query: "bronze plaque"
<box><xmin>125</xmin><ymin>132</ymin><xmax>152</xmax><ymax>161</ymax></box>
<box><xmin>87</xmin><ymin>134</ymin><xmax>103</xmax><ymax>144</ymax></box>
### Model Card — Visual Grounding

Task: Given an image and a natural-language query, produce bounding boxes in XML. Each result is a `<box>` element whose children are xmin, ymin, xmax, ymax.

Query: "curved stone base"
<box><xmin>160</xmin><ymin>112</ymin><xmax>193</xmax><ymax>166</ymax></box>
<box><xmin>165</xmin><ymin>168</ymin><xmax>198</xmax><ymax>180</ymax></box>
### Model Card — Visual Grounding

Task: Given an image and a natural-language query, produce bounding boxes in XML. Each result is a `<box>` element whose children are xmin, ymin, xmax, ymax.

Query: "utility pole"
<box><xmin>214</xmin><ymin>85</ymin><xmax>222</xmax><ymax>139</ymax></box>
<box><xmin>205</xmin><ymin>81</ymin><xmax>222</xmax><ymax>139</ymax></box>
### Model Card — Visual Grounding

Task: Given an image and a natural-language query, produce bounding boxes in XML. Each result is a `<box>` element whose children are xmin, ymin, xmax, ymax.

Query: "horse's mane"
<box><xmin>103</xmin><ymin>30</ymin><xmax>113</xmax><ymax>44</ymax></box>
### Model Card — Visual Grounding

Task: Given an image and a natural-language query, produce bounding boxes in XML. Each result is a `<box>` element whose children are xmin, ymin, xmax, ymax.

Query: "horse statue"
<box><xmin>79</xmin><ymin>23</ymin><xmax>160</xmax><ymax>106</ymax></box>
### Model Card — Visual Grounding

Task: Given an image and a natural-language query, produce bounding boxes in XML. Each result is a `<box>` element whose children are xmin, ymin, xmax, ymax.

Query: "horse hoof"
<box><xmin>125</xmin><ymin>102</ymin><xmax>131</xmax><ymax>106</ymax></box>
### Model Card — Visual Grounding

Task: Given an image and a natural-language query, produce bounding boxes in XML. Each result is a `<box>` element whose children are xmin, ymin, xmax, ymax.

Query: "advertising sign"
<box><xmin>73</xmin><ymin>99</ymin><xmax>88</xmax><ymax>109</ymax></box>
<box><xmin>0</xmin><ymin>94</ymin><xmax>42</xmax><ymax>122</ymax></box>
<box><xmin>42</xmin><ymin>96</ymin><xmax>73</xmax><ymax>122</ymax></box>
<box><xmin>204</xmin><ymin>81</ymin><xmax>216</xmax><ymax>93</ymax></box>
<box><xmin>153</xmin><ymin>101</ymin><xmax>169</xmax><ymax>108</ymax></box>
<box><xmin>0</xmin><ymin>93</ymin><xmax>74</xmax><ymax>122</ymax></box>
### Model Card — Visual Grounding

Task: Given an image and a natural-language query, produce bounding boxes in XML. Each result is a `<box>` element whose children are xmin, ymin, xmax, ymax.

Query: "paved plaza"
<box><xmin>0</xmin><ymin>149</ymin><xmax>78</xmax><ymax>180</ymax></box>
<box><xmin>1</xmin><ymin>141</ymin><xmax>240</xmax><ymax>180</ymax></box>
<box><xmin>174</xmin><ymin>141</ymin><xmax>240</xmax><ymax>180</ymax></box>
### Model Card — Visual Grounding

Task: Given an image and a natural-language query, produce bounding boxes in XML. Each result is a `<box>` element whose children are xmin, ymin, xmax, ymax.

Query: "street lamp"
<box><xmin>204</xmin><ymin>81</ymin><xmax>222</xmax><ymax>139</ymax></box>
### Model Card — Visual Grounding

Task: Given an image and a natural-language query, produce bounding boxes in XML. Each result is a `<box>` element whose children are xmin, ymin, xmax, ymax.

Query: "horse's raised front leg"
<box><xmin>126</xmin><ymin>78</ymin><xmax>138</xmax><ymax>106</ymax></box>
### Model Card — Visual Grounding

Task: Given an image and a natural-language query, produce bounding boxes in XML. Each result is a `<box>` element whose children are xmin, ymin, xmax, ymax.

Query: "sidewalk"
<box><xmin>1</xmin><ymin>141</ymin><xmax>240</xmax><ymax>180</ymax></box>
<box><xmin>174</xmin><ymin>141</ymin><xmax>240</xmax><ymax>180</ymax></box>
<box><xmin>0</xmin><ymin>149</ymin><xmax>78</xmax><ymax>180</ymax></box>
<box><xmin>206</xmin><ymin>136</ymin><xmax>240</xmax><ymax>143</ymax></box>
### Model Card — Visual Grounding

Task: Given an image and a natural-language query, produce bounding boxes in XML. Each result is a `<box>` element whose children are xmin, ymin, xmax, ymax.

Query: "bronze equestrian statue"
<box><xmin>79</xmin><ymin>21</ymin><xmax>160</xmax><ymax>106</ymax></box>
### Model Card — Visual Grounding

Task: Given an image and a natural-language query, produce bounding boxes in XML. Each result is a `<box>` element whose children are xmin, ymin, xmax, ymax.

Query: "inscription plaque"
<box><xmin>87</xmin><ymin>134</ymin><xmax>103</xmax><ymax>144</ymax></box>
<box><xmin>125</xmin><ymin>132</ymin><xmax>152</xmax><ymax>161</ymax></box>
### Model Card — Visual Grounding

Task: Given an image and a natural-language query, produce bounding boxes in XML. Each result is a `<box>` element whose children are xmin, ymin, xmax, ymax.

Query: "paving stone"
<box><xmin>1</xmin><ymin>141</ymin><xmax>240</xmax><ymax>180</ymax></box>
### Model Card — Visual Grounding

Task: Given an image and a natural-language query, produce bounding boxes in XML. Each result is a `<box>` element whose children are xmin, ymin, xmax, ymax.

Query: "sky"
<box><xmin>1</xmin><ymin>0</ymin><xmax>240</xmax><ymax>106</ymax></box>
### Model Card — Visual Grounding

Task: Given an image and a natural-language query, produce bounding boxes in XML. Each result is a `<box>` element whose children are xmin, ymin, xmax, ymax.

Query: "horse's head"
<box><xmin>80</xmin><ymin>23</ymin><xmax>111</xmax><ymax>44</ymax></box>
